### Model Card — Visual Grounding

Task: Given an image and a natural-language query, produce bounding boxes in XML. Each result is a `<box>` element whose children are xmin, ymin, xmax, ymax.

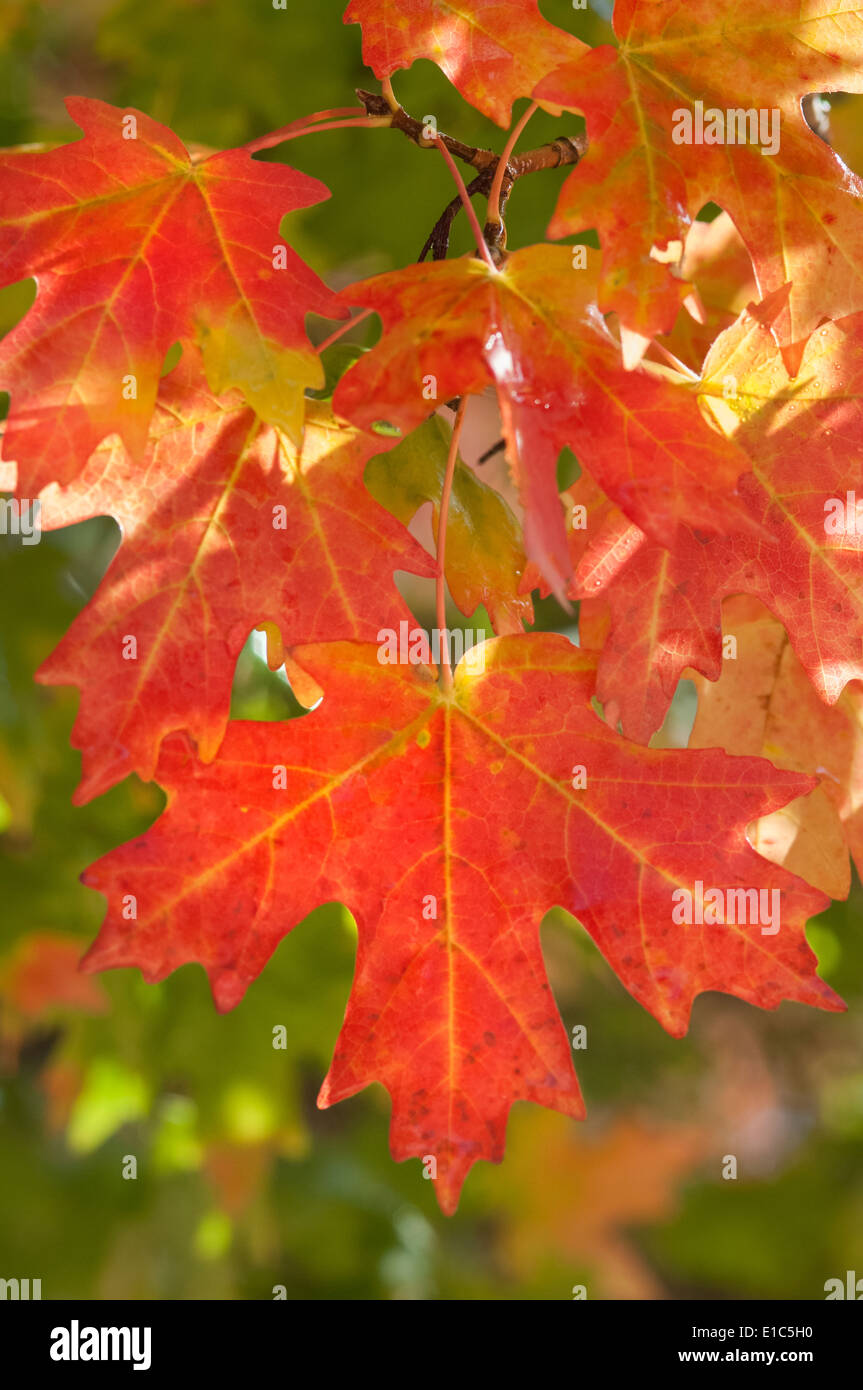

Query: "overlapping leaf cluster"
<box><xmin>2</xmin><ymin>0</ymin><xmax>861</xmax><ymax>1211</ymax></box>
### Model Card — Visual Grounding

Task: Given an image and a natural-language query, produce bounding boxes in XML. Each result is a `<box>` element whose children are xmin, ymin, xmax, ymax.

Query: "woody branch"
<box><xmin>357</xmin><ymin>88</ymin><xmax>587</xmax><ymax>253</ymax></box>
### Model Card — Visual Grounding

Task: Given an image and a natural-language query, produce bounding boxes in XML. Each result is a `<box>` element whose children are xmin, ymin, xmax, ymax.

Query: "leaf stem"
<box><xmin>486</xmin><ymin>101</ymin><xmax>539</xmax><ymax>237</ymax></box>
<box><xmin>315</xmin><ymin>308</ymin><xmax>374</xmax><ymax>354</ymax></box>
<box><xmin>436</xmin><ymin>398</ymin><xmax>468</xmax><ymax>693</ymax></box>
<box><xmin>381</xmin><ymin>77</ymin><xmax>400</xmax><ymax>114</ymax></box>
<box><xmin>433</xmin><ymin>138</ymin><xmax>497</xmax><ymax>272</ymax></box>
<box><xmin>245</xmin><ymin>113</ymin><xmax>390</xmax><ymax>154</ymax></box>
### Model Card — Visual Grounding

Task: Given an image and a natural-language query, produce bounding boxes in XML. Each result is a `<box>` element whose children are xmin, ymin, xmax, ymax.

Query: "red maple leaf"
<box><xmin>34</xmin><ymin>348</ymin><xmax>433</xmax><ymax>803</ymax></box>
<box><xmin>537</xmin><ymin>0</ymin><xmax>863</xmax><ymax>355</ymax></box>
<box><xmin>0</xmin><ymin>97</ymin><xmax>342</xmax><ymax>492</ymax></box>
<box><xmin>334</xmin><ymin>246</ymin><xmax>757</xmax><ymax>600</ymax></box>
<box><xmin>80</xmin><ymin>636</ymin><xmax>840</xmax><ymax>1212</ymax></box>
<box><xmin>345</xmin><ymin>0</ymin><xmax>587</xmax><ymax>127</ymax></box>
<box><xmin>553</xmin><ymin>297</ymin><xmax>863</xmax><ymax>741</ymax></box>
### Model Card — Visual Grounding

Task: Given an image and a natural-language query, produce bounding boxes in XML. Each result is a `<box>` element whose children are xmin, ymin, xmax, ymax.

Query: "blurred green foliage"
<box><xmin>1</xmin><ymin>0</ymin><xmax>862</xmax><ymax>1301</ymax></box>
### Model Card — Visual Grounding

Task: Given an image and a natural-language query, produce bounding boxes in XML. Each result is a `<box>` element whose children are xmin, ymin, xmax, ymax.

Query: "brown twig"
<box><xmin>418</xmin><ymin>168</ymin><xmax>496</xmax><ymax>261</ymax></box>
<box><xmin>433</xmin><ymin>136</ymin><xmax>498</xmax><ymax>271</ymax></box>
<box><xmin>357</xmin><ymin>88</ymin><xmax>586</xmax><ymax>186</ymax></box>
<box><xmin>358</xmin><ymin>88</ymin><xmax>586</xmax><ymax>263</ymax></box>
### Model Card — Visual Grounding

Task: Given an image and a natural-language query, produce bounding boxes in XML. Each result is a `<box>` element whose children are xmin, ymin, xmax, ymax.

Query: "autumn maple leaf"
<box><xmin>659</xmin><ymin>212</ymin><xmax>758</xmax><ymax>373</ymax></box>
<box><xmin>0</xmin><ymin>97</ymin><xmax>342</xmax><ymax>492</ymax></box>
<box><xmin>34</xmin><ymin>348</ymin><xmax>433</xmax><ymax>803</ymax></box>
<box><xmin>554</xmin><ymin>295</ymin><xmax>863</xmax><ymax>742</ymax></box>
<box><xmin>537</xmin><ymin>0</ymin><xmax>863</xmax><ymax>354</ymax></box>
<box><xmin>80</xmin><ymin>635</ymin><xmax>840</xmax><ymax>1212</ymax></box>
<box><xmin>549</xmin><ymin>467</ymin><xmax>723</xmax><ymax>744</ymax></box>
<box><xmin>344</xmin><ymin>0</ymin><xmax>587</xmax><ymax>127</ymax></box>
<box><xmin>334</xmin><ymin>245</ymin><xmax>756</xmax><ymax>599</ymax></box>
<box><xmin>488</xmin><ymin>1111</ymin><xmax>708</xmax><ymax>1298</ymax></box>
<box><xmin>0</xmin><ymin>933</ymin><xmax>107</xmax><ymax>1020</ymax></box>
<box><xmin>689</xmin><ymin>596</ymin><xmax>863</xmax><ymax>901</ymax></box>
